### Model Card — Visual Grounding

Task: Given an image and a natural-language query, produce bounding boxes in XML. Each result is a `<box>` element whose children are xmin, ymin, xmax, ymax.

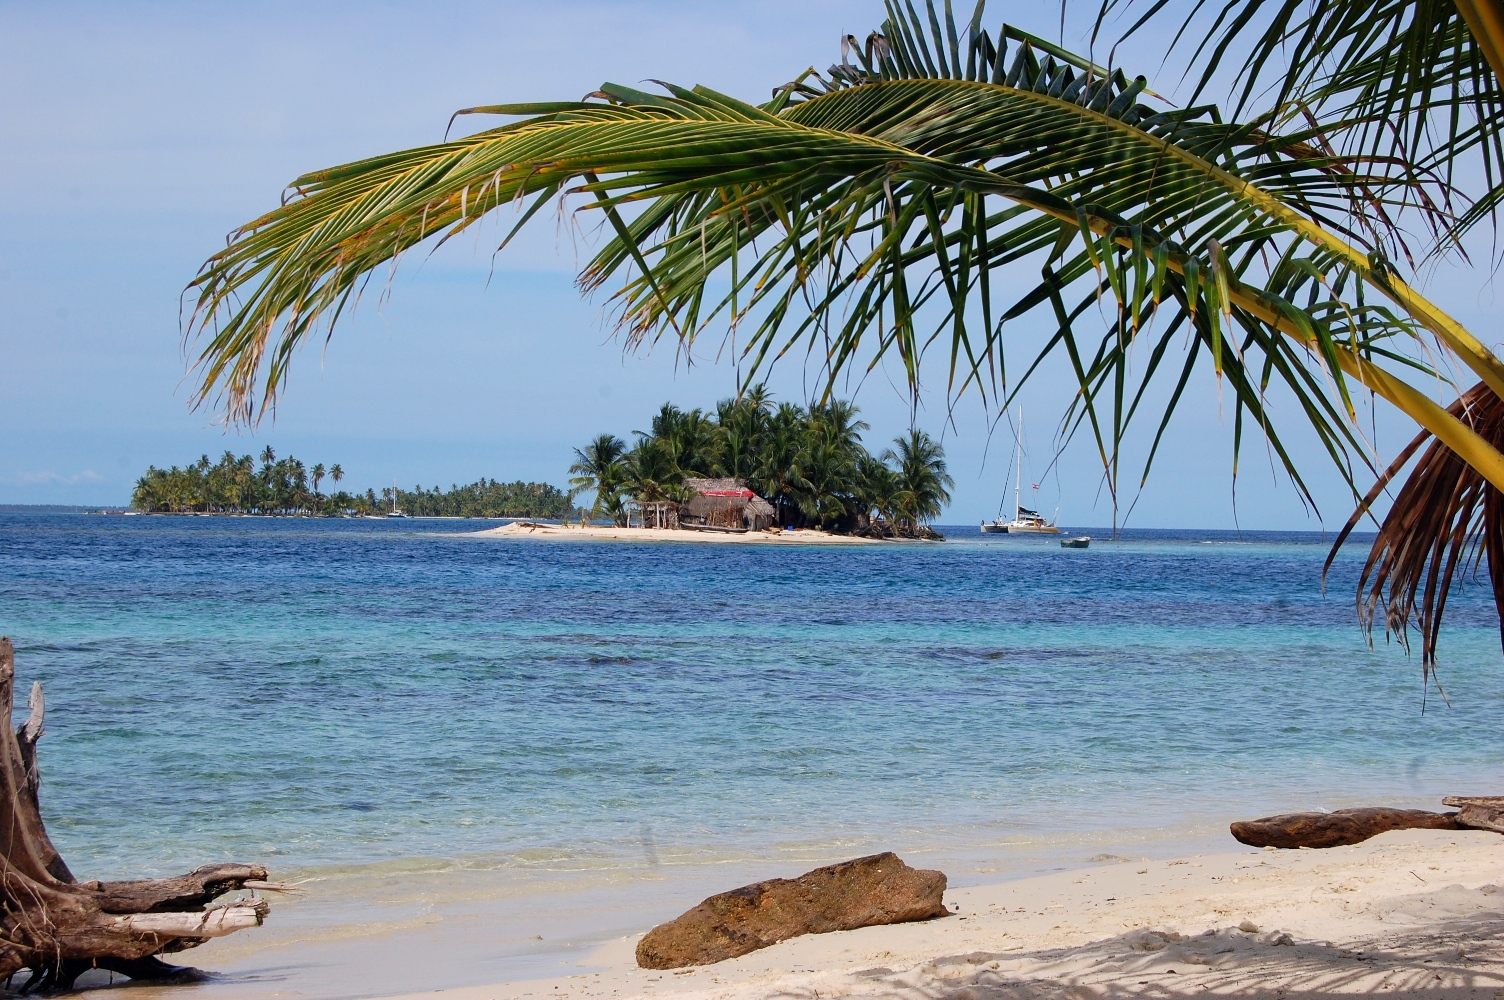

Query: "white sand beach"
<box><xmin>381</xmin><ymin>830</ymin><xmax>1504</xmax><ymax>1000</ymax></box>
<box><xmin>467</xmin><ymin>522</ymin><xmax>891</xmax><ymax>544</ymax></box>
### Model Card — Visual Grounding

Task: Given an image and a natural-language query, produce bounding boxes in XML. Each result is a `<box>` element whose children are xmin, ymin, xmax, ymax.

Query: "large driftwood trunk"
<box><xmin>1229</xmin><ymin>807</ymin><xmax>1462</xmax><ymax>849</ymax></box>
<box><xmin>0</xmin><ymin>637</ymin><xmax>272</xmax><ymax>991</ymax></box>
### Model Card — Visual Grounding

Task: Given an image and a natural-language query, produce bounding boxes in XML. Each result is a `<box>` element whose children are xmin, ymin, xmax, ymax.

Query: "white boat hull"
<box><xmin>1005</xmin><ymin>523</ymin><xmax>1060</xmax><ymax>534</ymax></box>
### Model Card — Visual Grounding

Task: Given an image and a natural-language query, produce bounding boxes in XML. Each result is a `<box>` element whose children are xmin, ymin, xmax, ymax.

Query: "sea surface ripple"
<box><xmin>1</xmin><ymin>514</ymin><xmax>1501</xmax><ymax>886</ymax></box>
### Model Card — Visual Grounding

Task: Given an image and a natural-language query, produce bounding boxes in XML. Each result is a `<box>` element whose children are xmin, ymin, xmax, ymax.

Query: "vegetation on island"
<box><xmin>184</xmin><ymin>0</ymin><xmax>1504</xmax><ymax>669</ymax></box>
<box><xmin>569</xmin><ymin>389</ymin><xmax>952</xmax><ymax>536</ymax></box>
<box><xmin>132</xmin><ymin>450</ymin><xmax>353</xmax><ymax>514</ymax></box>
<box><xmin>131</xmin><ymin>449</ymin><xmax>573</xmax><ymax>518</ymax></box>
<box><xmin>391</xmin><ymin>480</ymin><xmax>574</xmax><ymax>518</ymax></box>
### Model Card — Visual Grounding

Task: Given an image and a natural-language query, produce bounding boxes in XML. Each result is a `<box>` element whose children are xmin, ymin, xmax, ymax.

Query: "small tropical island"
<box><xmin>564</xmin><ymin>389</ymin><xmax>952</xmax><ymax>539</ymax></box>
<box><xmin>125</xmin><ymin>390</ymin><xmax>952</xmax><ymax>538</ymax></box>
<box><xmin>130</xmin><ymin>449</ymin><xmax>575</xmax><ymax>519</ymax></box>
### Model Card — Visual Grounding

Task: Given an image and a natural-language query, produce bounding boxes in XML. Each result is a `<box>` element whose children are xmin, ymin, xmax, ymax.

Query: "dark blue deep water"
<box><xmin>2</xmin><ymin>514</ymin><xmax>1502</xmax><ymax>885</ymax></box>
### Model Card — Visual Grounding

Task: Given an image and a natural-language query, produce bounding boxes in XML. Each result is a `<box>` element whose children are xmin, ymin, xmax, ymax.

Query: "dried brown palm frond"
<box><xmin>1328</xmin><ymin>381</ymin><xmax>1504</xmax><ymax>687</ymax></box>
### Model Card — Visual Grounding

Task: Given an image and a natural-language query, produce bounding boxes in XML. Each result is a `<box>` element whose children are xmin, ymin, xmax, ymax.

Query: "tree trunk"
<box><xmin>0</xmin><ymin>637</ymin><xmax>273</xmax><ymax>991</ymax></box>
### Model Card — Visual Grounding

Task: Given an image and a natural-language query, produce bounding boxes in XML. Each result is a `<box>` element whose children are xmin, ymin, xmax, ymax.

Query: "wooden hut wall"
<box><xmin>684</xmin><ymin>494</ymin><xmax>743</xmax><ymax>528</ymax></box>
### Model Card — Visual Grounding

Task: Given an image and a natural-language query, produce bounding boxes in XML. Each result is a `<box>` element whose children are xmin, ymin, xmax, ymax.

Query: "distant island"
<box><xmin>569</xmin><ymin>389</ymin><xmax>951</xmax><ymax>539</ymax></box>
<box><xmin>0</xmin><ymin>505</ymin><xmax>128</xmax><ymax>514</ymax></box>
<box><xmin>130</xmin><ymin>449</ymin><xmax>575</xmax><ymax>519</ymax></box>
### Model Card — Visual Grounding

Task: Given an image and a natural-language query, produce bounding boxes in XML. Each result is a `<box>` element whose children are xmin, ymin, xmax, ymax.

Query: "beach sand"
<box><xmin>466</xmin><ymin>522</ymin><xmax>890</xmax><ymax>544</ymax></box>
<box><xmin>378</xmin><ymin>830</ymin><xmax>1504</xmax><ymax>1000</ymax></box>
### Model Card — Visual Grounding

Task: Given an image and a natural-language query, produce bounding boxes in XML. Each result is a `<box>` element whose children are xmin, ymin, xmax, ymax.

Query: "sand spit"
<box><xmin>467</xmin><ymin>522</ymin><xmax>891</xmax><ymax>544</ymax></box>
<box><xmin>388</xmin><ymin>830</ymin><xmax>1504</xmax><ymax>1000</ymax></box>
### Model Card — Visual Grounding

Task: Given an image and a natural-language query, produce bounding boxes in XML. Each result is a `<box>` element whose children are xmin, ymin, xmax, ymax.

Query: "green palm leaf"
<box><xmin>1114</xmin><ymin>0</ymin><xmax>1504</xmax><ymax>242</ymax></box>
<box><xmin>187</xmin><ymin>0</ymin><xmax>1504</xmax><ymax>523</ymax></box>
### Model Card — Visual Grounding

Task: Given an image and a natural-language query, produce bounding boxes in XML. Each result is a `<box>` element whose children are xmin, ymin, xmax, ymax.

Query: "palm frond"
<box><xmin>1328</xmin><ymin>380</ymin><xmax>1504</xmax><ymax>678</ymax></box>
<box><xmin>1109</xmin><ymin>0</ymin><xmax>1504</xmax><ymax>244</ymax></box>
<box><xmin>185</xmin><ymin>0</ymin><xmax>1504</xmax><ymax>523</ymax></box>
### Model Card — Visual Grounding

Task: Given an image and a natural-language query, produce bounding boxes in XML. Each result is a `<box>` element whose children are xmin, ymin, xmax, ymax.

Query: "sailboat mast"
<box><xmin>1014</xmin><ymin>406</ymin><xmax>1022</xmax><ymax>520</ymax></box>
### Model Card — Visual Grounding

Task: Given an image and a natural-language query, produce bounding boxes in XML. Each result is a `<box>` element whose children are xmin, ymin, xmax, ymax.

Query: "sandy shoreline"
<box><xmin>377</xmin><ymin>830</ymin><xmax>1504</xmax><ymax>1000</ymax></box>
<box><xmin>465</xmin><ymin>522</ymin><xmax>893</xmax><ymax>544</ymax></box>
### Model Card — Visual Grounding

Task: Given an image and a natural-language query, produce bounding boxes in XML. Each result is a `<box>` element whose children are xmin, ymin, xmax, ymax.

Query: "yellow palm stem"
<box><xmin>1229</xmin><ymin>284</ymin><xmax>1504</xmax><ymax>495</ymax></box>
<box><xmin>1456</xmin><ymin>0</ymin><xmax>1504</xmax><ymax>91</ymax></box>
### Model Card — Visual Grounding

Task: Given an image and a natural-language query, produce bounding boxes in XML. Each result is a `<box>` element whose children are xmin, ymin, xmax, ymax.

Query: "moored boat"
<box><xmin>386</xmin><ymin>479</ymin><xmax>408</xmax><ymax>518</ymax></box>
<box><xmin>1004</xmin><ymin>507</ymin><xmax>1060</xmax><ymax>534</ymax></box>
<box><xmin>1061</xmin><ymin>535</ymin><xmax>1091</xmax><ymax>548</ymax></box>
<box><xmin>987</xmin><ymin>407</ymin><xmax>1061</xmax><ymax>534</ymax></box>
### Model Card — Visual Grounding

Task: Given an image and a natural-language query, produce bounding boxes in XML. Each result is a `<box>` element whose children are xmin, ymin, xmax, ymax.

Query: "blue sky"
<box><xmin>3</xmin><ymin>0</ymin><xmax>1498</xmax><ymax>528</ymax></box>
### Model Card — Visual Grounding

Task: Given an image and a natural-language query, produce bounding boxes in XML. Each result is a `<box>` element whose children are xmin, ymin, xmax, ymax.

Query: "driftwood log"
<box><xmin>1443</xmin><ymin>796</ymin><xmax>1504</xmax><ymax>832</ymax></box>
<box><xmin>1230</xmin><ymin>807</ymin><xmax>1462</xmax><ymax>849</ymax></box>
<box><xmin>636</xmin><ymin>852</ymin><xmax>948</xmax><ymax>969</ymax></box>
<box><xmin>0</xmin><ymin>637</ymin><xmax>274</xmax><ymax>991</ymax></box>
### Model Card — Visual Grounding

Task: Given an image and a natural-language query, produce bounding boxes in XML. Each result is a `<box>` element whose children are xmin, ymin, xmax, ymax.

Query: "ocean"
<box><xmin>2</xmin><ymin>513</ymin><xmax>1501</xmax><ymax>997</ymax></box>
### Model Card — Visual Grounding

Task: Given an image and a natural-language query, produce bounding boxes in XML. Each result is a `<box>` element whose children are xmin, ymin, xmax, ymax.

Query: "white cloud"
<box><xmin>6</xmin><ymin>469</ymin><xmax>104</xmax><ymax>485</ymax></box>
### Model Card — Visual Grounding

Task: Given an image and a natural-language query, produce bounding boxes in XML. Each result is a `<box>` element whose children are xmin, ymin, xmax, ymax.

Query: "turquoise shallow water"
<box><xmin>3</xmin><ymin>512</ymin><xmax>1502</xmax><ymax>891</ymax></box>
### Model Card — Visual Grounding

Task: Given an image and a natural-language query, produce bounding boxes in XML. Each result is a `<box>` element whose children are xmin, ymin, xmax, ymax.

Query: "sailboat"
<box><xmin>981</xmin><ymin>408</ymin><xmax>1060</xmax><ymax>534</ymax></box>
<box><xmin>386</xmin><ymin>479</ymin><xmax>408</xmax><ymax>518</ymax></box>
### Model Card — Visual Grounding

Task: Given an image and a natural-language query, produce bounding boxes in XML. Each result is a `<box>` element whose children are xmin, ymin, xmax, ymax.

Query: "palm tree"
<box><xmin>809</xmin><ymin>401</ymin><xmax>869</xmax><ymax>461</ymax></box>
<box><xmin>642</xmin><ymin>404</ymin><xmax>719</xmax><ymax>477</ymax></box>
<box><xmin>259</xmin><ymin>445</ymin><xmax>275</xmax><ymax>469</ymax></box>
<box><xmin>569</xmin><ymin>433</ymin><xmax>628</xmax><ymax>519</ymax></box>
<box><xmin>183</xmin><ymin>0</ymin><xmax>1504</xmax><ymax>667</ymax></box>
<box><xmin>856</xmin><ymin>452</ymin><xmax>900</xmax><ymax>530</ymax></box>
<box><xmin>793</xmin><ymin>420</ymin><xmax>861</xmax><ymax>528</ymax></box>
<box><xmin>885</xmin><ymin>429</ymin><xmax>954</xmax><ymax>533</ymax></box>
<box><xmin>755</xmin><ymin>403</ymin><xmax>814</xmax><ymax>528</ymax></box>
<box><xmin>621</xmin><ymin>438</ymin><xmax>683</xmax><ymax>503</ymax></box>
<box><xmin>311</xmin><ymin>463</ymin><xmax>326</xmax><ymax>496</ymax></box>
<box><xmin>714</xmin><ymin>386</ymin><xmax>773</xmax><ymax>482</ymax></box>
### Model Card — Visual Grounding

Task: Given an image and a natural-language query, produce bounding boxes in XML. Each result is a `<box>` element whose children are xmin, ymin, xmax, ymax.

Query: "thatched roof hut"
<box><xmin>681</xmin><ymin>478</ymin><xmax>776</xmax><ymax>530</ymax></box>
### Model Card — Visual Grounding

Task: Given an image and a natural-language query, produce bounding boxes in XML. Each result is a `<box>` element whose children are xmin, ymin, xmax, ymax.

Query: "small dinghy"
<box><xmin>1060</xmin><ymin>536</ymin><xmax>1091</xmax><ymax>549</ymax></box>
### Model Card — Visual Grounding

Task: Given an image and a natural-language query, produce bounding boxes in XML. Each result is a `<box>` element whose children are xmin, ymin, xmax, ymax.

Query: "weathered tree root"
<box><xmin>0</xmin><ymin>637</ymin><xmax>272</xmax><ymax>990</ymax></box>
<box><xmin>1443</xmin><ymin>796</ymin><xmax>1504</xmax><ymax>833</ymax></box>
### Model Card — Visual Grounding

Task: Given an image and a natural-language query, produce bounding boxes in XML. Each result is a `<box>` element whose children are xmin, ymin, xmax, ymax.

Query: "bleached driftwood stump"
<box><xmin>0</xmin><ymin>637</ymin><xmax>273</xmax><ymax>991</ymax></box>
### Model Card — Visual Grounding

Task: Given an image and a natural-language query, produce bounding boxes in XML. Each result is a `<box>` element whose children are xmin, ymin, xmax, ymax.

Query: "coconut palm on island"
<box><xmin>570</xmin><ymin>391</ymin><xmax>952</xmax><ymax>537</ymax></box>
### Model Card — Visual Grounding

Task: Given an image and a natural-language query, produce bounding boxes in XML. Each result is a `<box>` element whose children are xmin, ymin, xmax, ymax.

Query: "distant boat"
<box><xmin>982</xmin><ymin>407</ymin><xmax>1061</xmax><ymax>535</ymax></box>
<box><xmin>386</xmin><ymin>479</ymin><xmax>408</xmax><ymax>518</ymax></box>
<box><xmin>1061</xmin><ymin>536</ymin><xmax>1091</xmax><ymax>549</ymax></box>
